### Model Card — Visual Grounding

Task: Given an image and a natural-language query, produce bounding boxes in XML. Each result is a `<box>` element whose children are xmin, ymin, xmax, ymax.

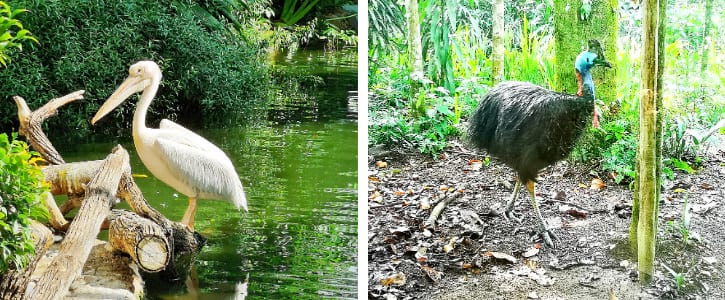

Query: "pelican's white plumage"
<box><xmin>92</xmin><ymin>61</ymin><xmax>247</xmax><ymax>230</ymax></box>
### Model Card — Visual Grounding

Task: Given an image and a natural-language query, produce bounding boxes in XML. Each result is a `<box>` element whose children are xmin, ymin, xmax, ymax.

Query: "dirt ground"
<box><xmin>367</xmin><ymin>139</ymin><xmax>725</xmax><ymax>300</ymax></box>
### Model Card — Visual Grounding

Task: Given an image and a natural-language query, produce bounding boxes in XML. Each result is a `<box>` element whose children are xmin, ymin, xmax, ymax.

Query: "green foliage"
<box><xmin>281</xmin><ymin>0</ymin><xmax>321</xmax><ymax>26</ymax></box>
<box><xmin>320</xmin><ymin>23</ymin><xmax>357</xmax><ymax>50</ymax></box>
<box><xmin>0</xmin><ymin>1</ymin><xmax>36</xmax><ymax>67</ymax></box>
<box><xmin>368</xmin><ymin>0</ymin><xmax>405</xmax><ymax>56</ymax></box>
<box><xmin>0</xmin><ymin>133</ymin><xmax>48</xmax><ymax>273</ymax></box>
<box><xmin>504</xmin><ymin>16</ymin><xmax>556</xmax><ymax>88</ymax></box>
<box><xmin>369</xmin><ymin>63</ymin><xmax>460</xmax><ymax>155</ymax></box>
<box><xmin>0</xmin><ymin>0</ymin><xmax>269</xmax><ymax>136</ymax></box>
<box><xmin>665</xmin><ymin>193</ymin><xmax>693</xmax><ymax>245</ymax></box>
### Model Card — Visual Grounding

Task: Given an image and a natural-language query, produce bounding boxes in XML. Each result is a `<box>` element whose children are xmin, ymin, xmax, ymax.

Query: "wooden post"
<box><xmin>109</xmin><ymin>210</ymin><xmax>170</xmax><ymax>273</ymax></box>
<box><xmin>26</xmin><ymin>146</ymin><xmax>129</xmax><ymax>300</ymax></box>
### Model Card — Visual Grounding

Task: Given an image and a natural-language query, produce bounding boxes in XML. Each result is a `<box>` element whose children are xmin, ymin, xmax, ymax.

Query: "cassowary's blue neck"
<box><xmin>581</xmin><ymin>71</ymin><xmax>595</xmax><ymax>98</ymax></box>
<box><xmin>575</xmin><ymin>50</ymin><xmax>599</xmax><ymax>98</ymax></box>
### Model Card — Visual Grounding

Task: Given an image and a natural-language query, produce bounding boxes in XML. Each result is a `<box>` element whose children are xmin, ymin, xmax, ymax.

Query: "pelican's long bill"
<box><xmin>91</xmin><ymin>75</ymin><xmax>149</xmax><ymax>125</ymax></box>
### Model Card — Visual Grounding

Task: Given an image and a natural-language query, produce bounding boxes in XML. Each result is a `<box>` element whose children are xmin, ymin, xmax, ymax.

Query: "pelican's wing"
<box><xmin>159</xmin><ymin>119</ymin><xmax>225</xmax><ymax>155</ymax></box>
<box><xmin>152</xmin><ymin>127</ymin><xmax>244</xmax><ymax>208</ymax></box>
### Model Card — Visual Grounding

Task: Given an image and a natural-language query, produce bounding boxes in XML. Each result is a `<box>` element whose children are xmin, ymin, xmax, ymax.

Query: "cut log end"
<box><xmin>136</xmin><ymin>235</ymin><xmax>169</xmax><ymax>272</ymax></box>
<box><xmin>109</xmin><ymin>210</ymin><xmax>171</xmax><ymax>273</ymax></box>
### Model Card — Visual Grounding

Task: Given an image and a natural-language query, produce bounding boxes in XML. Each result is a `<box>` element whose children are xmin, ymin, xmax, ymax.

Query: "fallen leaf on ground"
<box><xmin>443</xmin><ymin>237</ymin><xmax>456</xmax><ymax>253</ymax></box>
<box><xmin>485</xmin><ymin>251</ymin><xmax>517</xmax><ymax>264</ymax></box>
<box><xmin>369</xmin><ymin>190</ymin><xmax>382</xmax><ymax>201</ymax></box>
<box><xmin>415</xmin><ymin>247</ymin><xmax>428</xmax><ymax>262</ymax></box>
<box><xmin>590</xmin><ymin>178</ymin><xmax>606</xmax><ymax>190</ymax></box>
<box><xmin>393</xmin><ymin>190</ymin><xmax>406</xmax><ymax>196</ymax></box>
<box><xmin>376</xmin><ymin>161</ymin><xmax>388</xmax><ymax>168</ymax></box>
<box><xmin>422</xmin><ymin>266</ymin><xmax>442</xmax><ymax>282</ymax></box>
<box><xmin>701</xmin><ymin>183</ymin><xmax>714</xmax><ymax>190</ymax></box>
<box><xmin>420</xmin><ymin>198</ymin><xmax>431</xmax><ymax>210</ymax></box>
<box><xmin>566</xmin><ymin>209</ymin><xmax>588</xmax><ymax>219</ymax></box>
<box><xmin>470</xmin><ymin>159</ymin><xmax>483</xmax><ymax>171</ymax></box>
<box><xmin>522</xmin><ymin>247</ymin><xmax>540</xmax><ymax>258</ymax></box>
<box><xmin>380</xmin><ymin>272</ymin><xmax>406</xmax><ymax>287</ymax></box>
<box><xmin>369</xmin><ymin>176</ymin><xmax>380</xmax><ymax>182</ymax></box>
<box><xmin>673</xmin><ymin>188</ymin><xmax>686</xmax><ymax>193</ymax></box>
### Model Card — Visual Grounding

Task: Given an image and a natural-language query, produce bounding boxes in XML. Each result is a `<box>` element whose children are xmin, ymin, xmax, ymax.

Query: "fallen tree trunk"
<box><xmin>117</xmin><ymin>174</ymin><xmax>204</xmax><ymax>280</ymax></box>
<box><xmin>109</xmin><ymin>209</ymin><xmax>170</xmax><ymax>273</ymax></box>
<box><xmin>0</xmin><ymin>221</ymin><xmax>53</xmax><ymax>300</ymax></box>
<box><xmin>26</xmin><ymin>146</ymin><xmax>129</xmax><ymax>300</ymax></box>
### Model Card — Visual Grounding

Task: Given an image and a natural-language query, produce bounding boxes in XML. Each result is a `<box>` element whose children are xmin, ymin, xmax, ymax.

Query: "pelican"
<box><xmin>92</xmin><ymin>61</ymin><xmax>248</xmax><ymax>231</ymax></box>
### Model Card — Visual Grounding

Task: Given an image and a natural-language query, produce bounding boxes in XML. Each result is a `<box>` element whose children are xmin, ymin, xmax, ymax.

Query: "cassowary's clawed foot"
<box><xmin>504</xmin><ymin>209</ymin><xmax>521</xmax><ymax>223</ymax></box>
<box><xmin>537</xmin><ymin>224</ymin><xmax>558</xmax><ymax>248</ymax></box>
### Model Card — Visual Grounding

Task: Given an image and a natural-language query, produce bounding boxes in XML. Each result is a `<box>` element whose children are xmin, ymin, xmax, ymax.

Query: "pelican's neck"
<box><xmin>133</xmin><ymin>77</ymin><xmax>160</xmax><ymax>132</ymax></box>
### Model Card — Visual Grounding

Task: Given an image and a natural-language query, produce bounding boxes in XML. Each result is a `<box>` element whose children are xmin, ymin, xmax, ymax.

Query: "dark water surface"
<box><xmin>56</xmin><ymin>48</ymin><xmax>358</xmax><ymax>299</ymax></box>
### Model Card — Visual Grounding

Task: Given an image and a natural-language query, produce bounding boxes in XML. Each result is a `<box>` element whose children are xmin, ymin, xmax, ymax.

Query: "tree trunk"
<box><xmin>636</xmin><ymin>0</ymin><xmax>664</xmax><ymax>283</ymax></box>
<box><xmin>700</xmin><ymin>0</ymin><xmax>712</xmax><ymax>73</ymax></box>
<box><xmin>491</xmin><ymin>0</ymin><xmax>505</xmax><ymax>84</ymax></box>
<box><xmin>406</xmin><ymin>0</ymin><xmax>423</xmax><ymax>76</ymax></box>
<box><xmin>108</xmin><ymin>209</ymin><xmax>170</xmax><ymax>273</ymax></box>
<box><xmin>553</xmin><ymin>0</ymin><xmax>617</xmax><ymax>99</ymax></box>
<box><xmin>26</xmin><ymin>146</ymin><xmax>129</xmax><ymax>300</ymax></box>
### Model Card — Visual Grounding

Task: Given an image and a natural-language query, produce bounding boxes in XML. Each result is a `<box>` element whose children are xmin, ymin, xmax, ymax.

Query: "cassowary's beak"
<box><xmin>91</xmin><ymin>76</ymin><xmax>148</xmax><ymax>125</ymax></box>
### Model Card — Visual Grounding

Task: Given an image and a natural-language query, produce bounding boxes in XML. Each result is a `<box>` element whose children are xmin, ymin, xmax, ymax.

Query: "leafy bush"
<box><xmin>0</xmin><ymin>1</ymin><xmax>37</xmax><ymax>67</ymax></box>
<box><xmin>0</xmin><ymin>0</ymin><xmax>270</xmax><ymax>136</ymax></box>
<box><xmin>0</xmin><ymin>133</ymin><xmax>48</xmax><ymax>272</ymax></box>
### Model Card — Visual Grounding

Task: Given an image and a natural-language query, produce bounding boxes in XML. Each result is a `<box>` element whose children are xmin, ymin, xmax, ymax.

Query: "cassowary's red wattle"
<box><xmin>467</xmin><ymin>40</ymin><xmax>611</xmax><ymax>247</ymax></box>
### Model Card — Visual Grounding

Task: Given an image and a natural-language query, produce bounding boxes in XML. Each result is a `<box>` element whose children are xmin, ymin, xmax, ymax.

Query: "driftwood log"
<box><xmin>26</xmin><ymin>146</ymin><xmax>129</xmax><ymax>300</ymax></box>
<box><xmin>1</xmin><ymin>91</ymin><xmax>204</xmax><ymax>299</ymax></box>
<box><xmin>109</xmin><ymin>210</ymin><xmax>170</xmax><ymax>273</ymax></box>
<box><xmin>13</xmin><ymin>91</ymin><xmax>85</xmax><ymax>165</ymax></box>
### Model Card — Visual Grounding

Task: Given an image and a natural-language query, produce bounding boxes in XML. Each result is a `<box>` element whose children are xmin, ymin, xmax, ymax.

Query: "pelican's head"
<box><xmin>91</xmin><ymin>61</ymin><xmax>162</xmax><ymax>124</ymax></box>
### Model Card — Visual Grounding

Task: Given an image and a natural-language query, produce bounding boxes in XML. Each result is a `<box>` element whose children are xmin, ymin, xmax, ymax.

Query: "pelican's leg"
<box><xmin>181</xmin><ymin>197</ymin><xmax>197</xmax><ymax>231</ymax></box>
<box><xmin>504</xmin><ymin>180</ymin><xmax>522</xmax><ymax>222</ymax></box>
<box><xmin>525</xmin><ymin>180</ymin><xmax>557</xmax><ymax>247</ymax></box>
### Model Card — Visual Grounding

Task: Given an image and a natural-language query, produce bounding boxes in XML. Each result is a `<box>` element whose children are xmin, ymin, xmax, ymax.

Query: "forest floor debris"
<box><xmin>368</xmin><ymin>139</ymin><xmax>725</xmax><ymax>299</ymax></box>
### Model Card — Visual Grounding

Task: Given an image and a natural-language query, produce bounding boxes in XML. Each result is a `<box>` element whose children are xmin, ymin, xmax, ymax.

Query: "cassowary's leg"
<box><xmin>525</xmin><ymin>180</ymin><xmax>557</xmax><ymax>247</ymax></box>
<box><xmin>505</xmin><ymin>180</ymin><xmax>522</xmax><ymax>222</ymax></box>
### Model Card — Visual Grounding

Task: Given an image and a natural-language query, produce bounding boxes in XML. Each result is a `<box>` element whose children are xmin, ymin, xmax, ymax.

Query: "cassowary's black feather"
<box><xmin>467</xmin><ymin>81</ymin><xmax>593</xmax><ymax>183</ymax></box>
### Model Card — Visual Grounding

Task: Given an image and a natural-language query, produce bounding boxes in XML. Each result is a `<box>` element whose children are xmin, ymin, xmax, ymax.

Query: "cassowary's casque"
<box><xmin>467</xmin><ymin>40</ymin><xmax>611</xmax><ymax>247</ymax></box>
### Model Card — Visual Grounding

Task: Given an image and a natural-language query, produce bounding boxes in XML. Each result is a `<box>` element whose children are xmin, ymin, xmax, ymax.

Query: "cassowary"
<box><xmin>467</xmin><ymin>40</ymin><xmax>611</xmax><ymax>247</ymax></box>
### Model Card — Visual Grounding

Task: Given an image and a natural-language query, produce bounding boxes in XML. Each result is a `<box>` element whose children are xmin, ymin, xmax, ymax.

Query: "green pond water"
<box><xmin>55</xmin><ymin>48</ymin><xmax>358</xmax><ymax>299</ymax></box>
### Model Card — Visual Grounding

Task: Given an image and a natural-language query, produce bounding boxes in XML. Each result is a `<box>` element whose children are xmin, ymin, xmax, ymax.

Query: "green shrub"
<box><xmin>0</xmin><ymin>1</ymin><xmax>37</xmax><ymax>67</ymax></box>
<box><xmin>0</xmin><ymin>0</ymin><xmax>270</xmax><ymax>136</ymax></box>
<box><xmin>0</xmin><ymin>133</ymin><xmax>48</xmax><ymax>272</ymax></box>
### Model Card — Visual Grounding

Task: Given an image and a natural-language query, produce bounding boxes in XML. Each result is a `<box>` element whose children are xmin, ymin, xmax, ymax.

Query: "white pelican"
<box><xmin>92</xmin><ymin>61</ymin><xmax>248</xmax><ymax>231</ymax></box>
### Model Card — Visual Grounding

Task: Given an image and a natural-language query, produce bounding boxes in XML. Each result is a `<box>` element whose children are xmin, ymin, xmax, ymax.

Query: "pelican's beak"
<box><xmin>91</xmin><ymin>76</ymin><xmax>148</xmax><ymax>125</ymax></box>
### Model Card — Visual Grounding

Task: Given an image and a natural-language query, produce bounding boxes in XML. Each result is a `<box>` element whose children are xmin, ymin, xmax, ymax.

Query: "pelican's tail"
<box><xmin>233</xmin><ymin>183</ymin><xmax>249</xmax><ymax>212</ymax></box>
